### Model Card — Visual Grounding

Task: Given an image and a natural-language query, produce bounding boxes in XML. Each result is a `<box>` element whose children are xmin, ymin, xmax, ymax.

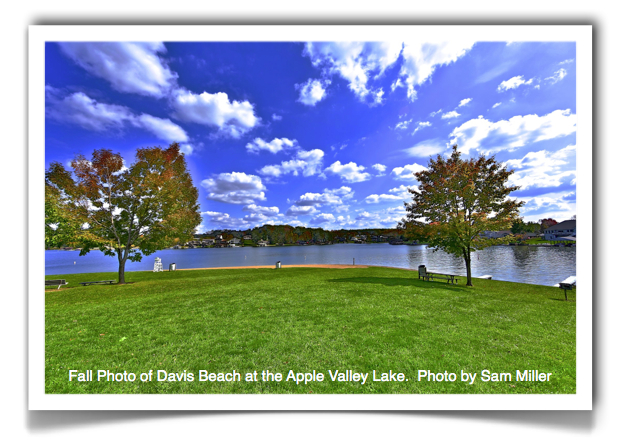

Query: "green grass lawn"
<box><xmin>45</xmin><ymin>267</ymin><xmax>576</xmax><ymax>394</ymax></box>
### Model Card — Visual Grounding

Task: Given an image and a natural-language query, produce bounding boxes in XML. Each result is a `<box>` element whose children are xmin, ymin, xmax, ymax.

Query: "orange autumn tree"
<box><xmin>399</xmin><ymin>145</ymin><xmax>523</xmax><ymax>286</ymax></box>
<box><xmin>45</xmin><ymin>143</ymin><xmax>201</xmax><ymax>284</ymax></box>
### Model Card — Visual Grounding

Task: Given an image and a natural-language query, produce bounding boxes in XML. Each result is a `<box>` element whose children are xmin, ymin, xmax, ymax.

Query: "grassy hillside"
<box><xmin>45</xmin><ymin>267</ymin><xmax>576</xmax><ymax>394</ymax></box>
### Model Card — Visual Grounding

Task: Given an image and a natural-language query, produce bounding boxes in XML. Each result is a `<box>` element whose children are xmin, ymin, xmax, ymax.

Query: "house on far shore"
<box><xmin>481</xmin><ymin>230</ymin><xmax>512</xmax><ymax>239</ymax></box>
<box><xmin>257</xmin><ymin>240</ymin><xmax>269</xmax><ymax>247</ymax></box>
<box><xmin>544</xmin><ymin>219</ymin><xmax>576</xmax><ymax>240</ymax></box>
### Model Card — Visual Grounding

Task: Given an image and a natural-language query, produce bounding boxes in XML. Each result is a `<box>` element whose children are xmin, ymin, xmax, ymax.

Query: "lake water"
<box><xmin>45</xmin><ymin>243</ymin><xmax>576</xmax><ymax>286</ymax></box>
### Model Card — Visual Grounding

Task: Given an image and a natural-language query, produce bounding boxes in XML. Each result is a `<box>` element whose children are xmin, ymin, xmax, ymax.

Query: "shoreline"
<box><xmin>176</xmin><ymin>264</ymin><xmax>371</xmax><ymax>271</ymax></box>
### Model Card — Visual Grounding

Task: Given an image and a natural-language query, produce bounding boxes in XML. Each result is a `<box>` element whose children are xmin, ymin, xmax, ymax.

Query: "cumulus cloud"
<box><xmin>458</xmin><ymin>98</ymin><xmax>472</xmax><ymax>107</ymax></box>
<box><xmin>46</xmin><ymin>91</ymin><xmax>190</xmax><ymax>144</ymax></box>
<box><xmin>46</xmin><ymin>91</ymin><xmax>132</xmax><ymax>131</ymax></box>
<box><xmin>303</xmin><ymin>42</ymin><xmax>402</xmax><ymax>104</ymax></box>
<box><xmin>294</xmin><ymin>186</ymin><xmax>354</xmax><ymax>208</ymax></box>
<box><xmin>133</xmin><ymin>114</ymin><xmax>189</xmax><ymax>142</ymax></box>
<box><xmin>441</xmin><ymin>110</ymin><xmax>460</xmax><ymax>120</ymax></box>
<box><xmin>286</xmin><ymin>205</ymin><xmax>318</xmax><ymax>216</ymax></box>
<box><xmin>395</xmin><ymin>41</ymin><xmax>475</xmax><ymax>101</ymax></box>
<box><xmin>391</xmin><ymin>163</ymin><xmax>427</xmax><ymax>180</ymax></box>
<box><xmin>325</xmin><ymin>161</ymin><xmax>371</xmax><ymax>183</ymax></box>
<box><xmin>242</xmin><ymin>204</ymin><xmax>280</xmax><ymax>216</ymax></box>
<box><xmin>171</xmin><ymin>88</ymin><xmax>259</xmax><ymax>138</ymax></box>
<box><xmin>296</xmin><ymin>78</ymin><xmax>330</xmax><ymax>106</ymax></box>
<box><xmin>309</xmin><ymin>213</ymin><xmax>336</xmax><ymax>226</ymax></box>
<box><xmin>272</xmin><ymin>113</ymin><xmax>283</xmax><ymax>121</ymax></box>
<box><xmin>412</xmin><ymin>121</ymin><xmax>432</xmax><ymax>135</ymax></box>
<box><xmin>246</xmin><ymin>137</ymin><xmax>298</xmax><ymax>154</ymax></box>
<box><xmin>179</xmin><ymin>144</ymin><xmax>194</xmax><ymax>155</ymax></box>
<box><xmin>365</xmin><ymin>185</ymin><xmax>414</xmax><ymax>204</ymax></box>
<box><xmin>492</xmin><ymin>102</ymin><xmax>502</xmax><ymax>109</ymax></box>
<box><xmin>497</xmin><ymin>75</ymin><xmax>533</xmax><ymax>92</ymax></box>
<box><xmin>449</xmin><ymin>109</ymin><xmax>577</xmax><ymax>155</ymax></box>
<box><xmin>504</xmin><ymin>144</ymin><xmax>576</xmax><ymax>190</ymax></box>
<box><xmin>372</xmin><ymin>164</ymin><xmax>387</xmax><ymax>175</ymax></box>
<box><xmin>429</xmin><ymin>109</ymin><xmax>443</xmax><ymax>117</ymax></box>
<box><xmin>58</xmin><ymin>42</ymin><xmax>177</xmax><ymax>98</ymax></box>
<box><xmin>403</xmin><ymin>139</ymin><xmax>445</xmax><ymax>157</ymax></box>
<box><xmin>395</xmin><ymin>118</ymin><xmax>413</xmax><ymax>130</ymax></box>
<box><xmin>201</xmin><ymin>172</ymin><xmax>267</xmax><ymax>204</ymax></box>
<box><xmin>200</xmin><ymin>211</ymin><xmax>249</xmax><ymax>229</ymax></box>
<box><xmin>545</xmin><ymin>68</ymin><xmax>568</xmax><ymax>85</ymax></box>
<box><xmin>258</xmin><ymin>149</ymin><xmax>324</xmax><ymax>177</ymax></box>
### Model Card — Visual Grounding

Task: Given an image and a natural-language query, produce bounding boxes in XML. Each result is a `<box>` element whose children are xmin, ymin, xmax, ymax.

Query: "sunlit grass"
<box><xmin>45</xmin><ymin>267</ymin><xmax>576</xmax><ymax>394</ymax></box>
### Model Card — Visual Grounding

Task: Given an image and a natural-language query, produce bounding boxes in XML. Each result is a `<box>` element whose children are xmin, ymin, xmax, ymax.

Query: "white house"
<box><xmin>544</xmin><ymin>220</ymin><xmax>576</xmax><ymax>240</ymax></box>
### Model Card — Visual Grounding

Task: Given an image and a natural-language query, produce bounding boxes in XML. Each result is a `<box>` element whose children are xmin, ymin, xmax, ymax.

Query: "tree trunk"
<box><xmin>464</xmin><ymin>247</ymin><xmax>473</xmax><ymax>286</ymax></box>
<box><xmin>117</xmin><ymin>250</ymin><xmax>127</xmax><ymax>284</ymax></box>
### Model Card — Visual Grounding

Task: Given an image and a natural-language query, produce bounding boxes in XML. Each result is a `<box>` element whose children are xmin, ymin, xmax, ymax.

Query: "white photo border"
<box><xmin>29</xmin><ymin>25</ymin><xmax>592</xmax><ymax>410</ymax></box>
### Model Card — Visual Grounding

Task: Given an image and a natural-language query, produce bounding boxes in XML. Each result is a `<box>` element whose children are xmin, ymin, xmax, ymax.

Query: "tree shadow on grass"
<box><xmin>327</xmin><ymin>277</ymin><xmax>470</xmax><ymax>293</ymax></box>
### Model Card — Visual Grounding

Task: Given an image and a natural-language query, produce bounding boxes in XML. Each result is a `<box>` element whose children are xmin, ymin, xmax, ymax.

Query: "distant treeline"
<box><xmin>197</xmin><ymin>225</ymin><xmax>405</xmax><ymax>245</ymax></box>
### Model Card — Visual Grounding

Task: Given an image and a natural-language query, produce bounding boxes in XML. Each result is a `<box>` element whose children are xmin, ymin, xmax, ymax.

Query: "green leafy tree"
<box><xmin>399</xmin><ymin>145</ymin><xmax>523</xmax><ymax>286</ymax></box>
<box><xmin>45</xmin><ymin>143</ymin><xmax>201</xmax><ymax>284</ymax></box>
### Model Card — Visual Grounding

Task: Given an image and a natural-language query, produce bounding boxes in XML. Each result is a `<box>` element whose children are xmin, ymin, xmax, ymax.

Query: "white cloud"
<box><xmin>258</xmin><ymin>149</ymin><xmax>324</xmax><ymax>177</ymax></box>
<box><xmin>441</xmin><ymin>110</ymin><xmax>461</xmax><ymax>120</ymax></box>
<box><xmin>403</xmin><ymin>139</ymin><xmax>445</xmax><ymax>157</ymax></box>
<box><xmin>133</xmin><ymin>114</ymin><xmax>189</xmax><ymax>142</ymax></box>
<box><xmin>492</xmin><ymin>102</ymin><xmax>502</xmax><ymax>109</ymax></box>
<box><xmin>372</xmin><ymin>164</ymin><xmax>387</xmax><ymax>174</ymax></box>
<box><xmin>272</xmin><ymin>113</ymin><xmax>283</xmax><ymax>121</ymax></box>
<box><xmin>504</xmin><ymin>145</ymin><xmax>576</xmax><ymax>190</ymax></box>
<box><xmin>309</xmin><ymin>213</ymin><xmax>336</xmax><ymax>226</ymax></box>
<box><xmin>545</xmin><ymin>68</ymin><xmax>568</xmax><ymax>85</ymax></box>
<box><xmin>201</xmin><ymin>172</ymin><xmax>267</xmax><ymax>204</ymax></box>
<box><xmin>518</xmin><ymin>195</ymin><xmax>575</xmax><ymax>222</ymax></box>
<box><xmin>396</xmin><ymin>41</ymin><xmax>476</xmax><ymax>101</ymax></box>
<box><xmin>391</xmin><ymin>163</ymin><xmax>427</xmax><ymax>180</ymax></box>
<box><xmin>449</xmin><ymin>109</ymin><xmax>577</xmax><ymax>155</ymax></box>
<box><xmin>497</xmin><ymin>75</ymin><xmax>533</xmax><ymax>92</ymax></box>
<box><xmin>296</xmin><ymin>78</ymin><xmax>330</xmax><ymax>106</ymax></box>
<box><xmin>58</xmin><ymin>42</ymin><xmax>177</xmax><ymax>98</ymax></box>
<box><xmin>412</xmin><ymin>121</ymin><xmax>432</xmax><ymax>135</ymax></box>
<box><xmin>179</xmin><ymin>144</ymin><xmax>194</xmax><ymax>155</ymax></box>
<box><xmin>200</xmin><ymin>211</ymin><xmax>249</xmax><ymax>230</ymax></box>
<box><xmin>330</xmin><ymin>143</ymin><xmax>347</xmax><ymax>151</ymax></box>
<box><xmin>365</xmin><ymin>185</ymin><xmax>413</xmax><ymax>204</ymax></box>
<box><xmin>242</xmin><ymin>204</ymin><xmax>280</xmax><ymax>216</ymax></box>
<box><xmin>325</xmin><ymin>161</ymin><xmax>371</xmax><ymax>183</ymax></box>
<box><xmin>429</xmin><ymin>109</ymin><xmax>442</xmax><ymax>117</ymax></box>
<box><xmin>286</xmin><ymin>205</ymin><xmax>318</xmax><ymax>216</ymax></box>
<box><xmin>559</xmin><ymin>59</ymin><xmax>575</xmax><ymax>65</ymax></box>
<box><xmin>46</xmin><ymin>92</ymin><xmax>132</xmax><ymax>131</ymax></box>
<box><xmin>458</xmin><ymin>98</ymin><xmax>472</xmax><ymax>107</ymax></box>
<box><xmin>294</xmin><ymin>186</ymin><xmax>353</xmax><ymax>208</ymax></box>
<box><xmin>303</xmin><ymin>42</ymin><xmax>402</xmax><ymax>104</ymax></box>
<box><xmin>395</xmin><ymin>119</ymin><xmax>413</xmax><ymax>130</ymax></box>
<box><xmin>46</xmin><ymin>91</ymin><xmax>191</xmax><ymax>145</ymax></box>
<box><xmin>246</xmin><ymin>137</ymin><xmax>298</xmax><ymax>154</ymax></box>
<box><xmin>171</xmin><ymin>88</ymin><xmax>259</xmax><ymax>138</ymax></box>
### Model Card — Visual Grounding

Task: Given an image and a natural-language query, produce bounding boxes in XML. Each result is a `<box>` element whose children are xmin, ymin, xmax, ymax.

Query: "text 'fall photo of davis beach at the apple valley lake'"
<box><xmin>44</xmin><ymin>38</ymin><xmax>578</xmax><ymax>395</ymax></box>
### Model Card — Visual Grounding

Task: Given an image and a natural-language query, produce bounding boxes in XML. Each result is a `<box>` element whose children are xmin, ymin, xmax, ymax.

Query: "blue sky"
<box><xmin>45</xmin><ymin>40</ymin><xmax>577</xmax><ymax>232</ymax></box>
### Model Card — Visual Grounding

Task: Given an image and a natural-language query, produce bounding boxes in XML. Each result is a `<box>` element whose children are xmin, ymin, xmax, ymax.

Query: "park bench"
<box><xmin>418</xmin><ymin>265</ymin><xmax>458</xmax><ymax>284</ymax></box>
<box><xmin>45</xmin><ymin>279</ymin><xmax>68</xmax><ymax>290</ymax></box>
<box><xmin>79</xmin><ymin>280</ymin><xmax>115</xmax><ymax>286</ymax></box>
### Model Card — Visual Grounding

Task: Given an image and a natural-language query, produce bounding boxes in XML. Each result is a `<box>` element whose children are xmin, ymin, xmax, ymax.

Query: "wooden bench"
<box><xmin>45</xmin><ymin>279</ymin><xmax>68</xmax><ymax>290</ymax></box>
<box><xmin>418</xmin><ymin>266</ymin><xmax>458</xmax><ymax>284</ymax></box>
<box><xmin>79</xmin><ymin>280</ymin><xmax>115</xmax><ymax>286</ymax></box>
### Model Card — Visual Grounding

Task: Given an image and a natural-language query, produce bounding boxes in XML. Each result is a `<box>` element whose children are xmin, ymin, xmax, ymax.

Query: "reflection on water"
<box><xmin>45</xmin><ymin>243</ymin><xmax>576</xmax><ymax>286</ymax></box>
